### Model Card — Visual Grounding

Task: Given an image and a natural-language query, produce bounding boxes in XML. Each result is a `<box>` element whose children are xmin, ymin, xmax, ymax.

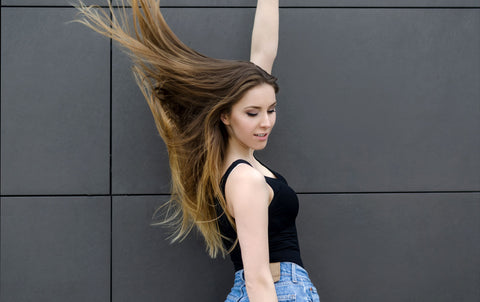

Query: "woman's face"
<box><xmin>221</xmin><ymin>83</ymin><xmax>277</xmax><ymax>151</ymax></box>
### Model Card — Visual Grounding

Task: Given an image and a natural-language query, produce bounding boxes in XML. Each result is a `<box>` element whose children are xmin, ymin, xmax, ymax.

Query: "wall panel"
<box><xmin>297</xmin><ymin>193</ymin><xmax>480</xmax><ymax>302</ymax></box>
<box><xmin>0</xmin><ymin>197</ymin><xmax>110</xmax><ymax>302</ymax></box>
<box><xmin>112</xmin><ymin>195</ymin><xmax>233</xmax><ymax>301</ymax></box>
<box><xmin>111</xmin><ymin>46</ymin><xmax>171</xmax><ymax>194</ymax></box>
<box><xmin>1</xmin><ymin>8</ymin><xmax>110</xmax><ymax>195</ymax></box>
<box><xmin>259</xmin><ymin>8</ymin><xmax>480</xmax><ymax>192</ymax></box>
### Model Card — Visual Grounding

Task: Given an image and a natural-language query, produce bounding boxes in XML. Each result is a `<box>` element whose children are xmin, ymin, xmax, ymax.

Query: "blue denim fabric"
<box><xmin>225</xmin><ymin>262</ymin><xmax>320</xmax><ymax>302</ymax></box>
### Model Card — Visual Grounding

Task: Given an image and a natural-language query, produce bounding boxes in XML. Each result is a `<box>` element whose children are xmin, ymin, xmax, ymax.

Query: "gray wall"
<box><xmin>1</xmin><ymin>1</ymin><xmax>479</xmax><ymax>302</ymax></box>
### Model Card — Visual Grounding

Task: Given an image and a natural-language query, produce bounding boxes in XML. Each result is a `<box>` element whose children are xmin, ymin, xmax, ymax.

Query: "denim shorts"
<box><xmin>225</xmin><ymin>262</ymin><xmax>320</xmax><ymax>302</ymax></box>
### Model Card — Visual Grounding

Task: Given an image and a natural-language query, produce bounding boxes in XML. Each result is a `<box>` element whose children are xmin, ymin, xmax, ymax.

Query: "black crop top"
<box><xmin>216</xmin><ymin>159</ymin><xmax>303</xmax><ymax>272</ymax></box>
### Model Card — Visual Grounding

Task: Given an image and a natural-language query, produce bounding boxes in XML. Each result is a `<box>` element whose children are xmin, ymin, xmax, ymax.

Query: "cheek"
<box><xmin>231</xmin><ymin>115</ymin><xmax>253</xmax><ymax>133</ymax></box>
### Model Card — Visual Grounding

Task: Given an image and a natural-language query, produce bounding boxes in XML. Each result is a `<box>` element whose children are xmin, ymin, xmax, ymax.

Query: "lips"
<box><xmin>254</xmin><ymin>133</ymin><xmax>269</xmax><ymax>142</ymax></box>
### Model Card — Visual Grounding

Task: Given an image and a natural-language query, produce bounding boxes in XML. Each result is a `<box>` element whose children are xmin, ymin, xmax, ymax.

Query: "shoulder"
<box><xmin>225</xmin><ymin>162</ymin><xmax>266</xmax><ymax>191</ymax></box>
<box><xmin>223</xmin><ymin>162</ymin><xmax>270</xmax><ymax>213</ymax></box>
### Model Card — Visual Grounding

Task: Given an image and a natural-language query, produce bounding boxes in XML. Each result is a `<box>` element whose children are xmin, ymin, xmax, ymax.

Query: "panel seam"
<box><xmin>109</xmin><ymin>8</ymin><xmax>113</xmax><ymax>302</ymax></box>
<box><xmin>1</xmin><ymin>5</ymin><xmax>480</xmax><ymax>9</ymax></box>
<box><xmin>1</xmin><ymin>191</ymin><xmax>479</xmax><ymax>197</ymax></box>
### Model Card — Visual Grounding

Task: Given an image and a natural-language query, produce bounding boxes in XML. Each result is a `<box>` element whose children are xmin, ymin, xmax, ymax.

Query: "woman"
<box><xmin>75</xmin><ymin>0</ymin><xmax>320</xmax><ymax>301</ymax></box>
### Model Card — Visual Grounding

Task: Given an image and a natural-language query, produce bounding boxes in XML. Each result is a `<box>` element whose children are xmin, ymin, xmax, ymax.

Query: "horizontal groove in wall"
<box><xmin>296</xmin><ymin>191</ymin><xmax>480</xmax><ymax>195</ymax></box>
<box><xmin>1</xmin><ymin>5</ymin><xmax>480</xmax><ymax>8</ymax></box>
<box><xmin>1</xmin><ymin>191</ymin><xmax>479</xmax><ymax>198</ymax></box>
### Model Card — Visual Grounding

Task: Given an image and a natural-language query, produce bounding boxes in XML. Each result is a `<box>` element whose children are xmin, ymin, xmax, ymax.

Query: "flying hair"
<box><xmin>73</xmin><ymin>0</ymin><xmax>279</xmax><ymax>258</ymax></box>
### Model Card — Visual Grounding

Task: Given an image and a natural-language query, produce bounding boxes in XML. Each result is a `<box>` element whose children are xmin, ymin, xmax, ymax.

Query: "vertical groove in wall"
<box><xmin>109</xmin><ymin>9</ymin><xmax>113</xmax><ymax>302</ymax></box>
<box><xmin>0</xmin><ymin>5</ymin><xmax>3</xmax><ymax>297</ymax></box>
<box><xmin>109</xmin><ymin>195</ymin><xmax>113</xmax><ymax>302</ymax></box>
<box><xmin>0</xmin><ymin>6</ymin><xmax>2</xmax><ymax>197</ymax></box>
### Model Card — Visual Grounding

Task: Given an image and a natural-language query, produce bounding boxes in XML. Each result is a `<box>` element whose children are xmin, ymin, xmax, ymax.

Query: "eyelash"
<box><xmin>246</xmin><ymin>109</ymin><xmax>276</xmax><ymax>117</ymax></box>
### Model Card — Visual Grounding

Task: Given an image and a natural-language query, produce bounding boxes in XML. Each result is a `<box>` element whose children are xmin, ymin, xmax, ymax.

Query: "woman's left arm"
<box><xmin>250</xmin><ymin>0</ymin><xmax>279</xmax><ymax>74</ymax></box>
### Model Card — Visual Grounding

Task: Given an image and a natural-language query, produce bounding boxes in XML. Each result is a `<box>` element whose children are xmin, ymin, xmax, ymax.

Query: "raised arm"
<box><xmin>250</xmin><ymin>0</ymin><xmax>279</xmax><ymax>74</ymax></box>
<box><xmin>224</xmin><ymin>164</ymin><xmax>277</xmax><ymax>302</ymax></box>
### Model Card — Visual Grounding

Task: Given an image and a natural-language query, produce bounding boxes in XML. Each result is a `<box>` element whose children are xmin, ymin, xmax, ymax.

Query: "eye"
<box><xmin>246</xmin><ymin>112</ymin><xmax>258</xmax><ymax>117</ymax></box>
<box><xmin>267</xmin><ymin>109</ymin><xmax>276</xmax><ymax>114</ymax></box>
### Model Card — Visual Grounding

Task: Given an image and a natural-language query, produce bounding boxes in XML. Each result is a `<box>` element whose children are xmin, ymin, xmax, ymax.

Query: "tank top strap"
<box><xmin>220</xmin><ymin>159</ymin><xmax>253</xmax><ymax>193</ymax></box>
<box><xmin>255</xmin><ymin>157</ymin><xmax>288</xmax><ymax>184</ymax></box>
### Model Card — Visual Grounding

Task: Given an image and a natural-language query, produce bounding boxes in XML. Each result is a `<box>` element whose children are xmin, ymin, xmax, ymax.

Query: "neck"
<box><xmin>224</xmin><ymin>139</ymin><xmax>255</xmax><ymax>164</ymax></box>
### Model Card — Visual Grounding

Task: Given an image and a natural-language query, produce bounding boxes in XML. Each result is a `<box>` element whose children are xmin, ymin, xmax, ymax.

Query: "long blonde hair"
<box><xmin>74</xmin><ymin>0</ymin><xmax>278</xmax><ymax>257</ymax></box>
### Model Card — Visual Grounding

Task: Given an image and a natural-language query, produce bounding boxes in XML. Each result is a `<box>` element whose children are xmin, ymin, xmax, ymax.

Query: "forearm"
<box><xmin>250</xmin><ymin>0</ymin><xmax>279</xmax><ymax>73</ymax></box>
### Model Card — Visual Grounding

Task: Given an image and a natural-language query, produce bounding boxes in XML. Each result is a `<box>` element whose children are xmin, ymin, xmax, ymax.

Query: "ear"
<box><xmin>220</xmin><ymin>112</ymin><xmax>230</xmax><ymax>125</ymax></box>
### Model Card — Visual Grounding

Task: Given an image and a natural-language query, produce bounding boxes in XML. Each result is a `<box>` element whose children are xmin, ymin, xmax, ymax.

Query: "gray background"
<box><xmin>1</xmin><ymin>1</ymin><xmax>479</xmax><ymax>302</ymax></box>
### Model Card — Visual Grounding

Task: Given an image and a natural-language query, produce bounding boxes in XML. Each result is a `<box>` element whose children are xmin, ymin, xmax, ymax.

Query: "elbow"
<box><xmin>252</xmin><ymin>48</ymin><xmax>278</xmax><ymax>63</ymax></box>
<box><xmin>244</xmin><ymin>269</ymin><xmax>275</xmax><ymax>295</ymax></box>
<box><xmin>268</xmin><ymin>49</ymin><xmax>278</xmax><ymax>63</ymax></box>
<box><xmin>250</xmin><ymin>50</ymin><xmax>277</xmax><ymax>73</ymax></box>
<box><xmin>262</xmin><ymin>46</ymin><xmax>278</xmax><ymax>61</ymax></box>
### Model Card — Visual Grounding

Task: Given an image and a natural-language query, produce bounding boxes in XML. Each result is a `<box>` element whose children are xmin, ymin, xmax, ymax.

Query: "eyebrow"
<box><xmin>243</xmin><ymin>102</ymin><xmax>277</xmax><ymax>110</ymax></box>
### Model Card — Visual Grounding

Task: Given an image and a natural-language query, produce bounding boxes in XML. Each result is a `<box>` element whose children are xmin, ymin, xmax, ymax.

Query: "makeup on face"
<box><xmin>222</xmin><ymin>84</ymin><xmax>277</xmax><ymax>151</ymax></box>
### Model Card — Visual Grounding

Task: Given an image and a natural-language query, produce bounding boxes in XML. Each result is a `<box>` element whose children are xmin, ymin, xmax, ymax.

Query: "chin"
<box><xmin>253</xmin><ymin>143</ymin><xmax>268</xmax><ymax>151</ymax></box>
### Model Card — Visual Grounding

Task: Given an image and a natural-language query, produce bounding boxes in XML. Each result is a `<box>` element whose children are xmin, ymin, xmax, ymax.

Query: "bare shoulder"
<box><xmin>226</xmin><ymin>162</ymin><xmax>265</xmax><ymax>188</ymax></box>
<box><xmin>224</xmin><ymin>163</ymin><xmax>270</xmax><ymax>215</ymax></box>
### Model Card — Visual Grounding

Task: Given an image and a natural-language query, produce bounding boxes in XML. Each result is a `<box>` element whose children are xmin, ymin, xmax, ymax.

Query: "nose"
<box><xmin>260</xmin><ymin>112</ymin><xmax>272</xmax><ymax>128</ymax></box>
